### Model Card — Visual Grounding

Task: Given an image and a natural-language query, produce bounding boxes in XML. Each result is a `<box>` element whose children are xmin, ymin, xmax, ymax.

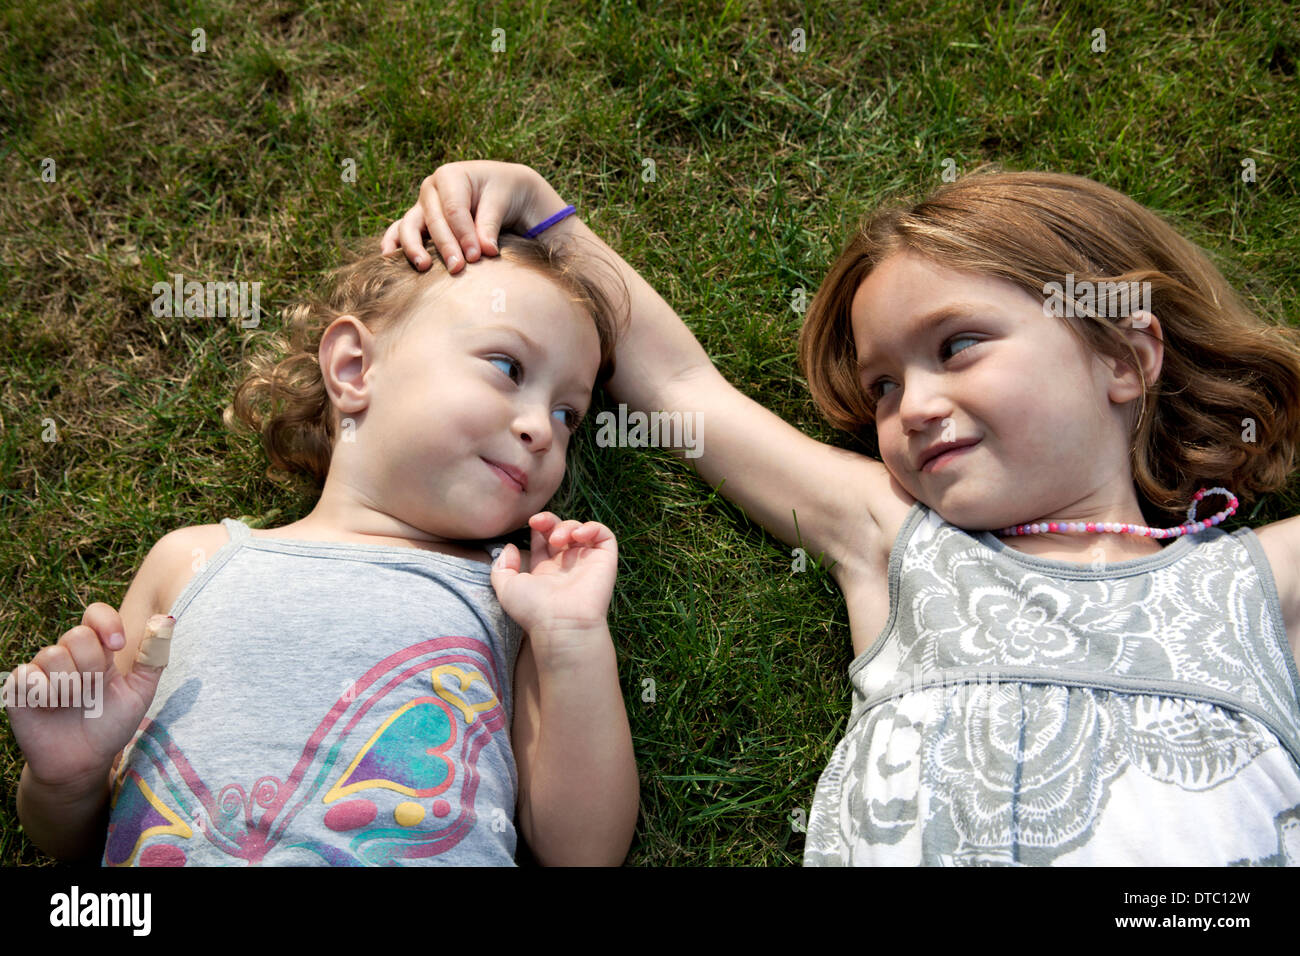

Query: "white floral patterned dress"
<box><xmin>804</xmin><ymin>503</ymin><xmax>1300</xmax><ymax>866</ymax></box>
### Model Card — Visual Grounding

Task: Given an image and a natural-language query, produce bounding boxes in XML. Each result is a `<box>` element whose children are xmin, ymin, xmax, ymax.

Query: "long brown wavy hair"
<box><xmin>798</xmin><ymin>168</ymin><xmax>1300</xmax><ymax>522</ymax></box>
<box><xmin>226</xmin><ymin>233</ymin><xmax>623</xmax><ymax>487</ymax></box>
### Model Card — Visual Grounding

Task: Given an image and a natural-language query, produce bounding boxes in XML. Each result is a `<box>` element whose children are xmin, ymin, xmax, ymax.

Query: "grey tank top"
<box><xmin>103</xmin><ymin>519</ymin><xmax>523</xmax><ymax>866</ymax></box>
<box><xmin>806</xmin><ymin>502</ymin><xmax>1300</xmax><ymax>865</ymax></box>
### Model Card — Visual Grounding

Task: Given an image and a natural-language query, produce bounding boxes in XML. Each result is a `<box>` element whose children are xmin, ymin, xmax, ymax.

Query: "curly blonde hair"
<box><xmin>798</xmin><ymin>168</ymin><xmax>1300</xmax><ymax>522</ymax></box>
<box><xmin>226</xmin><ymin>233</ymin><xmax>622</xmax><ymax>487</ymax></box>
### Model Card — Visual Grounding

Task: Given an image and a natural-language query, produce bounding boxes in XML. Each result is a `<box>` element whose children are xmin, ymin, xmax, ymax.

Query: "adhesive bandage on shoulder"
<box><xmin>136</xmin><ymin>614</ymin><xmax>175</xmax><ymax>668</ymax></box>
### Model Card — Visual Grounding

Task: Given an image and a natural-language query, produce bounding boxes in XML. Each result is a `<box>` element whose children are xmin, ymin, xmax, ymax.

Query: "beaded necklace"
<box><xmin>994</xmin><ymin>487</ymin><xmax>1238</xmax><ymax>539</ymax></box>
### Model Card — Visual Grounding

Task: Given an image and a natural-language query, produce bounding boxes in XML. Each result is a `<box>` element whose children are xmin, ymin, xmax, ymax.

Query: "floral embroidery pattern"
<box><xmin>806</xmin><ymin>506</ymin><xmax>1300</xmax><ymax>866</ymax></box>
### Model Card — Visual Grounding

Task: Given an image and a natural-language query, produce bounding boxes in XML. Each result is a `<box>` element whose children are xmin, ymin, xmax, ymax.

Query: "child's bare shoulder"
<box><xmin>112</xmin><ymin>524</ymin><xmax>231</xmax><ymax>680</ymax></box>
<box><xmin>146</xmin><ymin>524</ymin><xmax>233</xmax><ymax>614</ymax></box>
<box><xmin>1250</xmin><ymin>515</ymin><xmax>1300</xmax><ymax>662</ymax></box>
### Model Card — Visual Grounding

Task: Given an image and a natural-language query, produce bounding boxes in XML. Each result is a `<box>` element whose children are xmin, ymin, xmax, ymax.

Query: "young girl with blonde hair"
<box><xmin>392</xmin><ymin>162</ymin><xmax>1300</xmax><ymax>865</ymax></box>
<box><xmin>7</xmin><ymin>233</ymin><xmax>638</xmax><ymax>866</ymax></box>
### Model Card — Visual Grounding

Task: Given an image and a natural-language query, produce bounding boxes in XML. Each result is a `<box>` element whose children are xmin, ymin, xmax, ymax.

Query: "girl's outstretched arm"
<box><xmin>386</xmin><ymin>163</ymin><xmax>893</xmax><ymax>574</ymax></box>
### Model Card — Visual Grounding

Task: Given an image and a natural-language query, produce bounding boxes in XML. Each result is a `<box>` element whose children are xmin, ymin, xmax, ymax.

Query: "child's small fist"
<box><xmin>5</xmin><ymin>605</ymin><xmax>174</xmax><ymax>789</ymax></box>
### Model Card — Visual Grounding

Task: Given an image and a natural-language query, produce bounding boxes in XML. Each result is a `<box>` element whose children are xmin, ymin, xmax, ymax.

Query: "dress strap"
<box><xmin>219</xmin><ymin>517</ymin><xmax>253</xmax><ymax>543</ymax></box>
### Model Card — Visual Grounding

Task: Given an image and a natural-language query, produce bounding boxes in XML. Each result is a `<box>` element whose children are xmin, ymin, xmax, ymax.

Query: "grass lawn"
<box><xmin>1</xmin><ymin>0</ymin><xmax>1297</xmax><ymax>866</ymax></box>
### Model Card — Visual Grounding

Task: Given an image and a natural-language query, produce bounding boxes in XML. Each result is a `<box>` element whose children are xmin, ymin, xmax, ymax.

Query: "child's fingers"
<box><xmin>492</xmin><ymin>543</ymin><xmax>520</xmax><ymax>571</ymax></box>
<box><xmin>527</xmin><ymin>512</ymin><xmax>559</xmax><ymax>560</ymax></box>
<box><xmin>572</xmin><ymin>521</ymin><xmax>617</xmax><ymax>551</ymax></box>
<box><xmin>381</xmin><ymin>218</ymin><xmax>406</xmax><ymax>256</ymax></box>
<box><xmin>561</xmin><ymin>522</ymin><xmax>617</xmax><ymax>562</ymax></box>
<box><xmin>396</xmin><ymin>205</ymin><xmax>436</xmax><ymax>270</ymax></box>
<box><xmin>5</xmin><ymin>663</ymin><xmax>46</xmax><ymax>711</ymax></box>
<box><xmin>547</xmin><ymin>519</ymin><xmax>584</xmax><ymax>552</ymax></box>
<box><xmin>418</xmin><ymin>186</ymin><xmax>469</xmax><ymax>273</ymax></box>
<box><xmin>81</xmin><ymin>602</ymin><xmax>125</xmax><ymax>652</ymax></box>
<box><xmin>474</xmin><ymin>185</ymin><xmax>509</xmax><ymax>256</ymax></box>
<box><xmin>528</xmin><ymin>512</ymin><xmax>559</xmax><ymax>535</ymax></box>
<box><xmin>133</xmin><ymin>615</ymin><xmax>174</xmax><ymax>671</ymax></box>
<box><xmin>489</xmin><ymin>543</ymin><xmax>521</xmax><ymax>593</ymax></box>
<box><xmin>55</xmin><ymin>625</ymin><xmax>111</xmax><ymax>678</ymax></box>
<box><xmin>33</xmin><ymin>642</ymin><xmax>73</xmax><ymax>677</ymax></box>
<box><xmin>430</xmin><ymin>172</ymin><xmax>481</xmax><ymax>262</ymax></box>
<box><xmin>0</xmin><ymin>666</ymin><xmax>22</xmax><ymax>710</ymax></box>
<box><xmin>31</xmin><ymin>644</ymin><xmax>87</xmax><ymax>707</ymax></box>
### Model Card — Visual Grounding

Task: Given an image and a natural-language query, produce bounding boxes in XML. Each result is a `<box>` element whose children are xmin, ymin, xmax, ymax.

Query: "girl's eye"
<box><xmin>867</xmin><ymin>336</ymin><xmax>981</xmax><ymax>403</ymax></box>
<box><xmin>552</xmin><ymin>407</ymin><xmax>582</xmax><ymax>433</ymax></box>
<box><xmin>488</xmin><ymin>356</ymin><xmax>521</xmax><ymax>383</ymax></box>
<box><xmin>944</xmin><ymin>335</ymin><xmax>980</xmax><ymax>360</ymax></box>
<box><xmin>868</xmin><ymin>379</ymin><xmax>897</xmax><ymax>402</ymax></box>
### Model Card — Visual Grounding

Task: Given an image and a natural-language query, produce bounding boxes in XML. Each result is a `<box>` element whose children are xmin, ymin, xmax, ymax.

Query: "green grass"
<box><xmin>2</xmin><ymin>0</ymin><xmax>1297</xmax><ymax>865</ymax></box>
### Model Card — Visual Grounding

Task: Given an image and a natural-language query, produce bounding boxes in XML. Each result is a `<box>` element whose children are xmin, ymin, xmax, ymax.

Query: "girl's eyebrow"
<box><xmin>474</xmin><ymin>324</ymin><xmax>542</xmax><ymax>353</ymax></box>
<box><xmin>855</xmin><ymin>304</ymin><xmax>989</xmax><ymax>373</ymax></box>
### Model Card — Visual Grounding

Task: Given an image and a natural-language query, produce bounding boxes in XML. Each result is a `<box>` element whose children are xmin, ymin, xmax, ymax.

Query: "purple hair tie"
<box><xmin>523</xmin><ymin>204</ymin><xmax>576</xmax><ymax>238</ymax></box>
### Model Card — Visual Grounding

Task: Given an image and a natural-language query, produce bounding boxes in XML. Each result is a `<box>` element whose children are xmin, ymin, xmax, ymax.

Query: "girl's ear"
<box><xmin>1105</xmin><ymin>311</ymin><xmax>1164</xmax><ymax>404</ymax></box>
<box><xmin>319</xmin><ymin>315</ymin><xmax>377</xmax><ymax>415</ymax></box>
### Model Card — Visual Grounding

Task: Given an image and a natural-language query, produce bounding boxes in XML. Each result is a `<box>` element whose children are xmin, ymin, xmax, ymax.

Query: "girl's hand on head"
<box><xmin>381</xmin><ymin>161</ymin><xmax>566</xmax><ymax>274</ymax></box>
<box><xmin>4</xmin><ymin>603</ymin><xmax>172</xmax><ymax>789</ymax></box>
<box><xmin>489</xmin><ymin>512</ymin><xmax>617</xmax><ymax>639</ymax></box>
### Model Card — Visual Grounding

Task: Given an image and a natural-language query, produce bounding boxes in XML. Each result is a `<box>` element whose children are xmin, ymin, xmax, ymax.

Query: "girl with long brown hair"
<box><xmin>392</xmin><ymin>162</ymin><xmax>1300</xmax><ymax>865</ymax></box>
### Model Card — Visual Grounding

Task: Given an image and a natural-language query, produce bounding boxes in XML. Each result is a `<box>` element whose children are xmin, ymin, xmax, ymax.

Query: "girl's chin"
<box><xmin>429</xmin><ymin>495</ymin><xmax>554</xmax><ymax>541</ymax></box>
<box><xmin>412</xmin><ymin>513</ymin><xmax>524</xmax><ymax>545</ymax></box>
<box><xmin>460</xmin><ymin>512</ymin><xmax>536</xmax><ymax>542</ymax></box>
<box><xmin>921</xmin><ymin>494</ymin><xmax>1007</xmax><ymax>533</ymax></box>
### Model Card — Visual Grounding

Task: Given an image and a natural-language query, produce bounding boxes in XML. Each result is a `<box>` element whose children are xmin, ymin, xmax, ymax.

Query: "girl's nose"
<box><xmin>897</xmin><ymin>374</ymin><xmax>953</xmax><ymax>432</ymax></box>
<box><xmin>513</xmin><ymin>404</ymin><xmax>553</xmax><ymax>452</ymax></box>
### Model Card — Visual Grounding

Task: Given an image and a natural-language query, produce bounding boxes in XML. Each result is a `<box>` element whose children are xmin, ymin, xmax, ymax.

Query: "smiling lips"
<box><xmin>919</xmin><ymin>439</ymin><xmax>980</xmax><ymax>473</ymax></box>
<box><xmin>484</xmin><ymin>458</ymin><xmax>528</xmax><ymax>492</ymax></box>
